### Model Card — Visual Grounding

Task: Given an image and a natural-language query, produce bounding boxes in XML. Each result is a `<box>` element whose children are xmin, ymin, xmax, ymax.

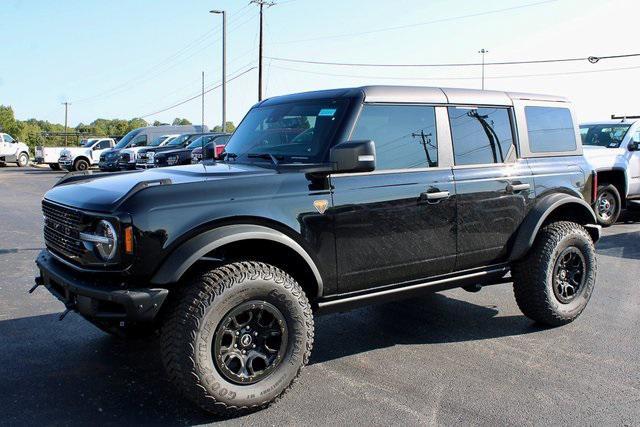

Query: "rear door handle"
<box><xmin>507</xmin><ymin>183</ymin><xmax>530</xmax><ymax>193</ymax></box>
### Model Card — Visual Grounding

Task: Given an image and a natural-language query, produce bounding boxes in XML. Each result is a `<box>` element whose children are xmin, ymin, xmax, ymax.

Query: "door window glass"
<box><xmin>449</xmin><ymin>107</ymin><xmax>515</xmax><ymax>165</ymax></box>
<box><xmin>351</xmin><ymin>105</ymin><xmax>438</xmax><ymax>169</ymax></box>
<box><xmin>4</xmin><ymin>134</ymin><xmax>14</xmax><ymax>143</ymax></box>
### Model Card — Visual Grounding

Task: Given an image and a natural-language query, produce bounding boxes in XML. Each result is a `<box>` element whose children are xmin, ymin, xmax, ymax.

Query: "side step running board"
<box><xmin>316</xmin><ymin>266</ymin><xmax>510</xmax><ymax>314</ymax></box>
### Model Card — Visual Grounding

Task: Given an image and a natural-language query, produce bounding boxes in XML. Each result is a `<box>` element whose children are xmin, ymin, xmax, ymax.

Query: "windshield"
<box><xmin>80</xmin><ymin>139</ymin><xmax>97</xmax><ymax>147</ymax></box>
<box><xmin>580</xmin><ymin>124</ymin><xmax>631</xmax><ymax>148</ymax></box>
<box><xmin>114</xmin><ymin>129</ymin><xmax>142</xmax><ymax>149</ymax></box>
<box><xmin>150</xmin><ymin>135</ymin><xmax>171</xmax><ymax>147</ymax></box>
<box><xmin>167</xmin><ymin>134</ymin><xmax>193</xmax><ymax>146</ymax></box>
<box><xmin>223</xmin><ymin>99</ymin><xmax>349</xmax><ymax>164</ymax></box>
<box><xmin>187</xmin><ymin>135</ymin><xmax>211</xmax><ymax>149</ymax></box>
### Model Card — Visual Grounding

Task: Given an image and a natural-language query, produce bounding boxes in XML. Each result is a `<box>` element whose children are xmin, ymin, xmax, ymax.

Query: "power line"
<box><xmin>74</xmin><ymin>4</ymin><xmax>256</xmax><ymax>104</ymax></box>
<box><xmin>140</xmin><ymin>66</ymin><xmax>256</xmax><ymax>119</ymax></box>
<box><xmin>270</xmin><ymin>63</ymin><xmax>640</xmax><ymax>81</ymax></box>
<box><xmin>265</xmin><ymin>52</ymin><xmax>640</xmax><ymax>68</ymax></box>
<box><xmin>270</xmin><ymin>0</ymin><xmax>560</xmax><ymax>45</ymax></box>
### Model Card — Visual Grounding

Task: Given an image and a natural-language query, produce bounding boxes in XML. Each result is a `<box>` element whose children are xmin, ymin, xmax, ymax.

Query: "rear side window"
<box><xmin>525</xmin><ymin>107</ymin><xmax>576</xmax><ymax>152</ymax></box>
<box><xmin>351</xmin><ymin>104</ymin><xmax>438</xmax><ymax>169</ymax></box>
<box><xmin>449</xmin><ymin>107</ymin><xmax>514</xmax><ymax>166</ymax></box>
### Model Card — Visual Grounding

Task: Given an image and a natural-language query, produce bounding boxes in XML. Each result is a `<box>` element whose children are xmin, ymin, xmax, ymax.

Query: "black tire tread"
<box><xmin>160</xmin><ymin>261</ymin><xmax>314</xmax><ymax>415</ymax></box>
<box><xmin>511</xmin><ymin>221</ymin><xmax>597</xmax><ymax>326</ymax></box>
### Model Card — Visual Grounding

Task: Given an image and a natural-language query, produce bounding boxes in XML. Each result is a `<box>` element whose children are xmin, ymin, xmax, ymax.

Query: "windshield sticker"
<box><xmin>318</xmin><ymin>108</ymin><xmax>337</xmax><ymax>117</ymax></box>
<box><xmin>609</xmin><ymin>142</ymin><xmax>618</xmax><ymax>148</ymax></box>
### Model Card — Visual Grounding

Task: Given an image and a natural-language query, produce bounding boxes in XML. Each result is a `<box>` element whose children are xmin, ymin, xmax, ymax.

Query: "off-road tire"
<box><xmin>511</xmin><ymin>221</ymin><xmax>597</xmax><ymax>326</ymax></box>
<box><xmin>595</xmin><ymin>184</ymin><xmax>621</xmax><ymax>226</ymax></box>
<box><xmin>49</xmin><ymin>163</ymin><xmax>62</xmax><ymax>170</ymax></box>
<box><xmin>74</xmin><ymin>158</ymin><xmax>89</xmax><ymax>171</ymax></box>
<box><xmin>16</xmin><ymin>152</ymin><xmax>29</xmax><ymax>167</ymax></box>
<box><xmin>160</xmin><ymin>261</ymin><xmax>314</xmax><ymax>415</ymax></box>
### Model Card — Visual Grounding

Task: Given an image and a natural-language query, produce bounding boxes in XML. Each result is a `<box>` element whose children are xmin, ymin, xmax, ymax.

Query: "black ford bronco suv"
<box><xmin>35</xmin><ymin>86</ymin><xmax>600</xmax><ymax>415</ymax></box>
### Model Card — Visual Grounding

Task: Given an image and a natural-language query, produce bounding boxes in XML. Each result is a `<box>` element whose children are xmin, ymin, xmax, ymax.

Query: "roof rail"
<box><xmin>611</xmin><ymin>114</ymin><xmax>640</xmax><ymax>121</ymax></box>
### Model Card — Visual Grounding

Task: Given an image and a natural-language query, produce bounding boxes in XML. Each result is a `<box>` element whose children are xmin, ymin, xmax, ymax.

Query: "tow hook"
<box><xmin>29</xmin><ymin>276</ymin><xmax>43</xmax><ymax>294</ymax></box>
<box><xmin>58</xmin><ymin>304</ymin><xmax>75</xmax><ymax>321</ymax></box>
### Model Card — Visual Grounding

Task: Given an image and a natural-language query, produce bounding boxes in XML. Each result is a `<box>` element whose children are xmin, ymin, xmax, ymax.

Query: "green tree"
<box><xmin>153</xmin><ymin>120</ymin><xmax>169</xmax><ymax>126</ymax></box>
<box><xmin>212</xmin><ymin>121</ymin><xmax>235</xmax><ymax>133</ymax></box>
<box><xmin>172</xmin><ymin>118</ymin><xmax>192</xmax><ymax>126</ymax></box>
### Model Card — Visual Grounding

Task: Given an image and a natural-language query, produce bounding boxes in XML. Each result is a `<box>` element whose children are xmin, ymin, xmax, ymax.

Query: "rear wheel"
<box><xmin>74</xmin><ymin>158</ymin><xmax>89</xmax><ymax>171</ymax></box>
<box><xmin>16</xmin><ymin>152</ymin><xmax>29</xmax><ymax>167</ymax></box>
<box><xmin>595</xmin><ymin>184</ymin><xmax>621</xmax><ymax>226</ymax></box>
<box><xmin>49</xmin><ymin>163</ymin><xmax>62</xmax><ymax>170</ymax></box>
<box><xmin>511</xmin><ymin>221</ymin><xmax>597</xmax><ymax>326</ymax></box>
<box><xmin>161</xmin><ymin>261</ymin><xmax>314</xmax><ymax>415</ymax></box>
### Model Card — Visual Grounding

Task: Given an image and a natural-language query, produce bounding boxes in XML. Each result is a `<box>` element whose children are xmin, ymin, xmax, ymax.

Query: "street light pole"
<box><xmin>210</xmin><ymin>9</ymin><xmax>226</xmax><ymax>132</ymax></box>
<box><xmin>478</xmin><ymin>48</ymin><xmax>488</xmax><ymax>90</ymax></box>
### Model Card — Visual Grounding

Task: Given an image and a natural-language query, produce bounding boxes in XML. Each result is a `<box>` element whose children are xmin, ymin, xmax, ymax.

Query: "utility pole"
<box><xmin>210</xmin><ymin>9</ymin><xmax>227</xmax><ymax>132</ymax></box>
<box><xmin>478</xmin><ymin>49</ymin><xmax>488</xmax><ymax>90</ymax></box>
<box><xmin>251</xmin><ymin>0</ymin><xmax>275</xmax><ymax>101</ymax></box>
<box><xmin>61</xmin><ymin>102</ymin><xmax>71</xmax><ymax>146</ymax></box>
<box><xmin>201</xmin><ymin>71</ymin><xmax>205</xmax><ymax>131</ymax></box>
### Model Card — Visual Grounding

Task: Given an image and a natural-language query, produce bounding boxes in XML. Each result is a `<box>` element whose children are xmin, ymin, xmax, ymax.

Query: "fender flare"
<box><xmin>150</xmin><ymin>224</ymin><xmax>324</xmax><ymax>297</ymax></box>
<box><xmin>509</xmin><ymin>194</ymin><xmax>599</xmax><ymax>261</ymax></box>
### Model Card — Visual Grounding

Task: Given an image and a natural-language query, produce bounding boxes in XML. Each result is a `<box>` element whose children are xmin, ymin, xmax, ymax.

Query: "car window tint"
<box><xmin>526</xmin><ymin>107</ymin><xmax>576</xmax><ymax>152</ymax></box>
<box><xmin>449</xmin><ymin>107</ymin><xmax>514</xmax><ymax>165</ymax></box>
<box><xmin>351</xmin><ymin>104</ymin><xmax>438</xmax><ymax>169</ymax></box>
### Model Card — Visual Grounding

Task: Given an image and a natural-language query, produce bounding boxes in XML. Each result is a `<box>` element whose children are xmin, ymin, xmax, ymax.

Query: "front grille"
<box><xmin>42</xmin><ymin>201</ymin><xmax>85</xmax><ymax>258</ymax></box>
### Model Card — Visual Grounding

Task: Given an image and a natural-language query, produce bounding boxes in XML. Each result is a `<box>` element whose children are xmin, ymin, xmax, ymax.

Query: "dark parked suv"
<box><xmin>35</xmin><ymin>86</ymin><xmax>600</xmax><ymax>415</ymax></box>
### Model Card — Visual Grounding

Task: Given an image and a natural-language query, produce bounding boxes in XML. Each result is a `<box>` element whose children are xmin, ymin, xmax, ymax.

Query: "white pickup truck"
<box><xmin>57</xmin><ymin>138</ymin><xmax>116</xmax><ymax>171</ymax></box>
<box><xmin>0</xmin><ymin>133</ymin><xmax>30</xmax><ymax>167</ymax></box>
<box><xmin>580</xmin><ymin>116</ymin><xmax>640</xmax><ymax>225</ymax></box>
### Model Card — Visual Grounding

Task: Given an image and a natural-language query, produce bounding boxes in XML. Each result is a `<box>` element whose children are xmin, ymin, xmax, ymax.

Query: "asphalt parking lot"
<box><xmin>0</xmin><ymin>165</ymin><xmax>638</xmax><ymax>426</ymax></box>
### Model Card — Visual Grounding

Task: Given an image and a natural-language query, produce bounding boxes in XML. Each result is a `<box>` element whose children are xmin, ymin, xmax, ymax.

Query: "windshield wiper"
<box><xmin>247</xmin><ymin>153</ymin><xmax>283</xmax><ymax>168</ymax></box>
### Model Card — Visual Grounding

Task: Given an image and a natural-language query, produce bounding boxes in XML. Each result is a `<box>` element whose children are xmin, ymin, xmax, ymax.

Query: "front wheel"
<box><xmin>74</xmin><ymin>158</ymin><xmax>89</xmax><ymax>171</ymax></box>
<box><xmin>160</xmin><ymin>262</ymin><xmax>314</xmax><ymax>415</ymax></box>
<box><xmin>511</xmin><ymin>221</ymin><xmax>597</xmax><ymax>326</ymax></box>
<box><xmin>16</xmin><ymin>152</ymin><xmax>29</xmax><ymax>167</ymax></box>
<box><xmin>595</xmin><ymin>184</ymin><xmax>621</xmax><ymax>226</ymax></box>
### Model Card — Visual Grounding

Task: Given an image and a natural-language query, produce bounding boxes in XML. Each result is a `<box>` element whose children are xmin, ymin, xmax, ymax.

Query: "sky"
<box><xmin>2</xmin><ymin>0</ymin><xmax>640</xmax><ymax>128</ymax></box>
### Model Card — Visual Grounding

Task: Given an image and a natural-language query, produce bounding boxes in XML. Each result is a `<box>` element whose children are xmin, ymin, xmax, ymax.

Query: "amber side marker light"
<box><xmin>124</xmin><ymin>226</ymin><xmax>134</xmax><ymax>254</ymax></box>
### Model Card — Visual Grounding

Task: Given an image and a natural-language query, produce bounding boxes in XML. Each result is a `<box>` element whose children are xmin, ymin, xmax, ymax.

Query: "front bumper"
<box><xmin>136</xmin><ymin>163</ymin><xmax>155</xmax><ymax>169</ymax></box>
<box><xmin>98</xmin><ymin>160</ymin><xmax>119</xmax><ymax>171</ymax></box>
<box><xmin>118</xmin><ymin>162</ymin><xmax>137</xmax><ymax>170</ymax></box>
<box><xmin>35</xmin><ymin>250</ymin><xmax>168</xmax><ymax>322</ymax></box>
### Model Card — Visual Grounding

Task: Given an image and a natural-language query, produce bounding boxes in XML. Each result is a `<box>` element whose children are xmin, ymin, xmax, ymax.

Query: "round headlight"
<box><xmin>95</xmin><ymin>220</ymin><xmax>118</xmax><ymax>261</ymax></box>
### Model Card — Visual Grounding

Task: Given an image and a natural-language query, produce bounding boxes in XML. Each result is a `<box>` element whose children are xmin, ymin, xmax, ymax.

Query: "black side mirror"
<box><xmin>629</xmin><ymin>138</ymin><xmax>640</xmax><ymax>151</ymax></box>
<box><xmin>329</xmin><ymin>140</ymin><xmax>376</xmax><ymax>173</ymax></box>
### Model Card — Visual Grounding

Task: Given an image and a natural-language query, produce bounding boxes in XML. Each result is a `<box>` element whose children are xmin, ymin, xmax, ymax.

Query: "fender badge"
<box><xmin>313</xmin><ymin>199</ymin><xmax>329</xmax><ymax>214</ymax></box>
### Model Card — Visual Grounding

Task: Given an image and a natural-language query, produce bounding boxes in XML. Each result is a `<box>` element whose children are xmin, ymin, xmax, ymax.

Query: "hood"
<box><xmin>155</xmin><ymin>147</ymin><xmax>190</xmax><ymax>158</ymax></box>
<box><xmin>44</xmin><ymin>163</ymin><xmax>277</xmax><ymax>212</ymax></box>
<box><xmin>101</xmin><ymin>148</ymin><xmax>122</xmax><ymax>157</ymax></box>
<box><xmin>582</xmin><ymin>145</ymin><xmax>625</xmax><ymax>158</ymax></box>
<box><xmin>139</xmin><ymin>145</ymin><xmax>184</xmax><ymax>155</ymax></box>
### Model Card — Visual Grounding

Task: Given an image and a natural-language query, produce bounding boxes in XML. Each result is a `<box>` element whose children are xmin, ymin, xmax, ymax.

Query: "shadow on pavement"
<box><xmin>0</xmin><ymin>294</ymin><xmax>542</xmax><ymax>425</ymax></box>
<box><xmin>596</xmin><ymin>229</ymin><xmax>640</xmax><ymax>260</ymax></box>
<box><xmin>311</xmin><ymin>293</ymin><xmax>544</xmax><ymax>364</ymax></box>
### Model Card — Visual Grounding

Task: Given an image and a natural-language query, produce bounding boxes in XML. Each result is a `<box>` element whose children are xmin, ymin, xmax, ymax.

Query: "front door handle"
<box><xmin>420</xmin><ymin>190</ymin><xmax>450</xmax><ymax>203</ymax></box>
<box><xmin>506</xmin><ymin>183</ymin><xmax>531</xmax><ymax>193</ymax></box>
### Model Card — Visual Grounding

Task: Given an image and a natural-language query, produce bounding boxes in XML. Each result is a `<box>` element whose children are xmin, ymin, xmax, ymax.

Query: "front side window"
<box><xmin>579</xmin><ymin>124</ymin><xmax>631</xmax><ymax>148</ymax></box>
<box><xmin>4</xmin><ymin>134</ymin><xmax>14</xmax><ymax>143</ymax></box>
<box><xmin>526</xmin><ymin>106</ymin><xmax>576</xmax><ymax>152</ymax></box>
<box><xmin>351</xmin><ymin>104</ymin><xmax>438</xmax><ymax>169</ymax></box>
<box><xmin>98</xmin><ymin>140</ymin><xmax>112</xmax><ymax>149</ymax></box>
<box><xmin>224</xmin><ymin>99</ymin><xmax>349</xmax><ymax>164</ymax></box>
<box><xmin>449</xmin><ymin>107</ymin><xmax>514</xmax><ymax>165</ymax></box>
